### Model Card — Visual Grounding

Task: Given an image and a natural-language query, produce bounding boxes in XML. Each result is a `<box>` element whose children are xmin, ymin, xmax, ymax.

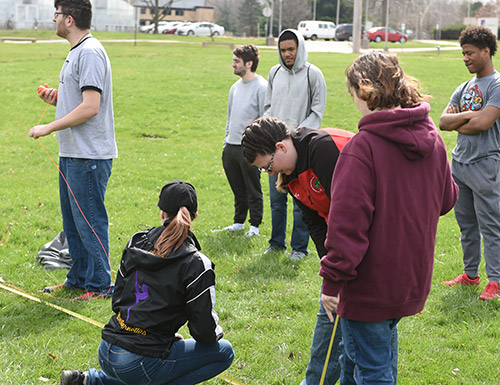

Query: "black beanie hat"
<box><xmin>157</xmin><ymin>180</ymin><xmax>198</xmax><ymax>219</ymax></box>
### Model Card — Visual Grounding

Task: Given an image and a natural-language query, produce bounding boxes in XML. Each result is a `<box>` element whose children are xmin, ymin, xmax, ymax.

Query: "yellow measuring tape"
<box><xmin>0</xmin><ymin>282</ymin><xmax>244</xmax><ymax>385</ymax></box>
<box><xmin>319</xmin><ymin>314</ymin><xmax>340</xmax><ymax>385</ymax></box>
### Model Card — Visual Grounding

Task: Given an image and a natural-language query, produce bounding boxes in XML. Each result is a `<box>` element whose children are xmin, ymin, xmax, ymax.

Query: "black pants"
<box><xmin>222</xmin><ymin>144</ymin><xmax>263</xmax><ymax>227</ymax></box>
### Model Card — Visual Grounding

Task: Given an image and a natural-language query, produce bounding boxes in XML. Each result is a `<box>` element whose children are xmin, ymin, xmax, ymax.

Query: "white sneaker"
<box><xmin>222</xmin><ymin>223</ymin><xmax>244</xmax><ymax>232</ymax></box>
<box><xmin>290</xmin><ymin>250</ymin><xmax>307</xmax><ymax>261</ymax></box>
<box><xmin>246</xmin><ymin>226</ymin><xmax>260</xmax><ymax>237</ymax></box>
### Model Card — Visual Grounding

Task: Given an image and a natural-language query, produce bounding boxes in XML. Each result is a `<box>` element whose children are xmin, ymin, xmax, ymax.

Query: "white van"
<box><xmin>298</xmin><ymin>20</ymin><xmax>336</xmax><ymax>41</ymax></box>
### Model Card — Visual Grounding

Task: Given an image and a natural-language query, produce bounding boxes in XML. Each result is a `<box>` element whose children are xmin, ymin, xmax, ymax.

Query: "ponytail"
<box><xmin>153</xmin><ymin>206</ymin><xmax>192</xmax><ymax>256</ymax></box>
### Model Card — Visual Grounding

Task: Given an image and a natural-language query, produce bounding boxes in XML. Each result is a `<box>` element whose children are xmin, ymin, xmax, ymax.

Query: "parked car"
<box><xmin>139</xmin><ymin>21</ymin><xmax>169</xmax><ymax>34</ymax></box>
<box><xmin>162</xmin><ymin>21</ymin><xmax>184</xmax><ymax>34</ymax></box>
<box><xmin>157</xmin><ymin>21</ymin><xmax>180</xmax><ymax>34</ymax></box>
<box><xmin>176</xmin><ymin>22</ymin><xmax>225</xmax><ymax>36</ymax></box>
<box><xmin>298</xmin><ymin>20</ymin><xmax>336</xmax><ymax>41</ymax></box>
<box><xmin>334</xmin><ymin>24</ymin><xmax>365</xmax><ymax>41</ymax></box>
<box><xmin>367</xmin><ymin>27</ymin><xmax>408</xmax><ymax>43</ymax></box>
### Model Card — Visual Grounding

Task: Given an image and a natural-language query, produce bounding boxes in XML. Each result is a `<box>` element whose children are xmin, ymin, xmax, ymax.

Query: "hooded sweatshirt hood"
<box><xmin>264</xmin><ymin>29</ymin><xmax>327</xmax><ymax>129</ymax></box>
<box><xmin>278</xmin><ymin>29</ymin><xmax>308</xmax><ymax>73</ymax></box>
<box><xmin>358</xmin><ymin>102</ymin><xmax>437</xmax><ymax>160</ymax></box>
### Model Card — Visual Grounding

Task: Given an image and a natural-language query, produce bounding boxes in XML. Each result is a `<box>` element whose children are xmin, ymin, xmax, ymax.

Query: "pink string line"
<box><xmin>35</xmin><ymin>102</ymin><xmax>114</xmax><ymax>300</ymax></box>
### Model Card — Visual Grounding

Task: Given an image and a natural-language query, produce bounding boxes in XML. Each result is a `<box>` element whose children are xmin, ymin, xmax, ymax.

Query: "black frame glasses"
<box><xmin>258</xmin><ymin>151</ymin><xmax>275</xmax><ymax>173</ymax></box>
<box><xmin>54</xmin><ymin>11</ymin><xmax>69</xmax><ymax>18</ymax></box>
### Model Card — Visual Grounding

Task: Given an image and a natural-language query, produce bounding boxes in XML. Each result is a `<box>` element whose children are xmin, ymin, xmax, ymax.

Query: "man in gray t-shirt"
<box><xmin>29</xmin><ymin>0</ymin><xmax>116</xmax><ymax>301</ymax></box>
<box><xmin>221</xmin><ymin>45</ymin><xmax>267</xmax><ymax>238</ymax></box>
<box><xmin>440</xmin><ymin>25</ymin><xmax>500</xmax><ymax>301</ymax></box>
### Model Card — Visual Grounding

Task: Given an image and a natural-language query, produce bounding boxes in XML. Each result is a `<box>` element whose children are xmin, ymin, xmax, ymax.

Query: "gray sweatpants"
<box><xmin>452</xmin><ymin>158</ymin><xmax>500</xmax><ymax>283</ymax></box>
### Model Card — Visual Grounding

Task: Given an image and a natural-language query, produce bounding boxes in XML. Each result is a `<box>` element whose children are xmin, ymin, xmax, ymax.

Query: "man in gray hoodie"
<box><xmin>263</xmin><ymin>29</ymin><xmax>327</xmax><ymax>262</ymax></box>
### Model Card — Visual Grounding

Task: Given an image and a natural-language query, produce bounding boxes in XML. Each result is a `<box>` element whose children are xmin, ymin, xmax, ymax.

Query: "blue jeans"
<box><xmin>59</xmin><ymin>157</ymin><xmax>113</xmax><ymax>295</ymax></box>
<box><xmin>86</xmin><ymin>339</ymin><xmax>235</xmax><ymax>385</ymax></box>
<box><xmin>339</xmin><ymin>318</ymin><xmax>400</xmax><ymax>385</ymax></box>
<box><xmin>300</xmin><ymin>299</ymin><xmax>342</xmax><ymax>385</ymax></box>
<box><xmin>268</xmin><ymin>173</ymin><xmax>309</xmax><ymax>253</ymax></box>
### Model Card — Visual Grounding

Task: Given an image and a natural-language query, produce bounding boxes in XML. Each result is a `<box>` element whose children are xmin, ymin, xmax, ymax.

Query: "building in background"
<box><xmin>0</xmin><ymin>0</ymin><xmax>135</xmax><ymax>31</ymax></box>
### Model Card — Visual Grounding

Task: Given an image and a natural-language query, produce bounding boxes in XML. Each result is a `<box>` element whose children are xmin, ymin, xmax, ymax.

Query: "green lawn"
<box><xmin>0</xmin><ymin>31</ymin><xmax>499</xmax><ymax>385</ymax></box>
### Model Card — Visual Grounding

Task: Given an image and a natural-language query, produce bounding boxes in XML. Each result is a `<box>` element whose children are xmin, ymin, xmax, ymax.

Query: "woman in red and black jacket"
<box><xmin>241</xmin><ymin>116</ymin><xmax>353</xmax><ymax>385</ymax></box>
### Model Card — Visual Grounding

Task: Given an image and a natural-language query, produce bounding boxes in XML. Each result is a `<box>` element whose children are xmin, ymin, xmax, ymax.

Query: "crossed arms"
<box><xmin>439</xmin><ymin>104</ymin><xmax>500</xmax><ymax>135</ymax></box>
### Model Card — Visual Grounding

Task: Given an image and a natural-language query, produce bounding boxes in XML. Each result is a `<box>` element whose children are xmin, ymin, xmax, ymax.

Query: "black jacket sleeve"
<box><xmin>185</xmin><ymin>258</ymin><xmax>223</xmax><ymax>344</ymax></box>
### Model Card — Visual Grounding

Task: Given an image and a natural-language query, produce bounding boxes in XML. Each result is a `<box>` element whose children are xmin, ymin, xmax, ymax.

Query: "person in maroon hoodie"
<box><xmin>319</xmin><ymin>51</ymin><xmax>458</xmax><ymax>384</ymax></box>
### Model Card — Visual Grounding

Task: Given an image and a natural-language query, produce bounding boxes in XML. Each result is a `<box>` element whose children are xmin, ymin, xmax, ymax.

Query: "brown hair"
<box><xmin>346</xmin><ymin>51</ymin><xmax>429</xmax><ymax>111</ymax></box>
<box><xmin>153</xmin><ymin>206</ymin><xmax>192</xmax><ymax>256</ymax></box>
<box><xmin>233</xmin><ymin>44</ymin><xmax>260</xmax><ymax>72</ymax></box>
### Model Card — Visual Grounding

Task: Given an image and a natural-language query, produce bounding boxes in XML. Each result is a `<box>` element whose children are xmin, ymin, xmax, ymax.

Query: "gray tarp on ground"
<box><xmin>36</xmin><ymin>231</ymin><xmax>72</xmax><ymax>270</ymax></box>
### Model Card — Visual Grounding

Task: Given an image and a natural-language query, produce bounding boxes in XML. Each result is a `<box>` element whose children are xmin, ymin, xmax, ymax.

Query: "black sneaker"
<box><xmin>60</xmin><ymin>370</ymin><xmax>85</xmax><ymax>385</ymax></box>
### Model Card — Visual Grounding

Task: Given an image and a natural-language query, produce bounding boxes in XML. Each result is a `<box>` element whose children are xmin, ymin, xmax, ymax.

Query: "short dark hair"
<box><xmin>241</xmin><ymin>117</ymin><xmax>290</xmax><ymax>164</ymax></box>
<box><xmin>233</xmin><ymin>44</ymin><xmax>260</xmax><ymax>72</ymax></box>
<box><xmin>459</xmin><ymin>26</ymin><xmax>497</xmax><ymax>56</ymax></box>
<box><xmin>54</xmin><ymin>0</ymin><xmax>92</xmax><ymax>30</ymax></box>
<box><xmin>346</xmin><ymin>51</ymin><xmax>429</xmax><ymax>110</ymax></box>
<box><xmin>279</xmin><ymin>30</ymin><xmax>298</xmax><ymax>46</ymax></box>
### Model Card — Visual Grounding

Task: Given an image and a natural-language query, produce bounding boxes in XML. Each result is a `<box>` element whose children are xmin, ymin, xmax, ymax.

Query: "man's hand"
<box><xmin>29</xmin><ymin>124</ymin><xmax>53</xmax><ymax>139</ymax></box>
<box><xmin>445</xmin><ymin>104</ymin><xmax>460</xmax><ymax>114</ymax></box>
<box><xmin>37</xmin><ymin>83</ymin><xmax>58</xmax><ymax>106</ymax></box>
<box><xmin>321</xmin><ymin>293</ymin><xmax>340</xmax><ymax>322</ymax></box>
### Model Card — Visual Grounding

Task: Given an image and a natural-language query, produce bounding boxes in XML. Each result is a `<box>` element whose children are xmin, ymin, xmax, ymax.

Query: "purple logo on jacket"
<box><xmin>126</xmin><ymin>270</ymin><xmax>149</xmax><ymax>322</ymax></box>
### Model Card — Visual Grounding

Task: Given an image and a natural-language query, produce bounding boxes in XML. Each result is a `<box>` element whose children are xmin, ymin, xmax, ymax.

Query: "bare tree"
<box><xmin>363</xmin><ymin>0</ymin><xmax>467</xmax><ymax>39</ymax></box>
<box><xmin>143</xmin><ymin>0</ymin><xmax>174</xmax><ymax>34</ymax></box>
<box><xmin>275</xmin><ymin>0</ymin><xmax>311</xmax><ymax>32</ymax></box>
<box><xmin>476</xmin><ymin>0</ymin><xmax>500</xmax><ymax>17</ymax></box>
<box><xmin>207</xmin><ymin>0</ymin><xmax>243</xmax><ymax>34</ymax></box>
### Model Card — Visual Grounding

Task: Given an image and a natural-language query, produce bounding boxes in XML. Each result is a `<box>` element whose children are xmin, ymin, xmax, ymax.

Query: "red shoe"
<box><xmin>43</xmin><ymin>282</ymin><xmax>66</xmax><ymax>293</ymax></box>
<box><xmin>442</xmin><ymin>273</ymin><xmax>480</xmax><ymax>287</ymax></box>
<box><xmin>479</xmin><ymin>282</ymin><xmax>500</xmax><ymax>301</ymax></box>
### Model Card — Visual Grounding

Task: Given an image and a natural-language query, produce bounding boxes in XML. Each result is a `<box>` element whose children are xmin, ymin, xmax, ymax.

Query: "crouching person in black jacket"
<box><xmin>60</xmin><ymin>180</ymin><xmax>234</xmax><ymax>385</ymax></box>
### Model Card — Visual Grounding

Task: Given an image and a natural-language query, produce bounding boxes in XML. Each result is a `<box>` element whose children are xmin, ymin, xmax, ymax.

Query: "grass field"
<box><xmin>1</xmin><ymin>30</ymin><xmax>500</xmax><ymax>385</ymax></box>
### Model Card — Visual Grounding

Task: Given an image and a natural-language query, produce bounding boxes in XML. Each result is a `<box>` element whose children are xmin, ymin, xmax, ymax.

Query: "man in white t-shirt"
<box><xmin>29</xmin><ymin>0</ymin><xmax>117</xmax><ymax>301</ymax></box>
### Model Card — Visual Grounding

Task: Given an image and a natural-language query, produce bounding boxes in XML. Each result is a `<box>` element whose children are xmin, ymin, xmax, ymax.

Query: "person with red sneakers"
<box><xmin>30</xmin><ymin>0</ymin><xmax>116</xmax><ymax>301</ymax></box>
<box><xmin>59</xmin><ymin>180</ymin><xmax>234</xmax><ymax>385</ymax></box>
<box><xmin>440</xmin><ymin>26</ymin><xmax>500</xmax><ymax>300</ymax></box>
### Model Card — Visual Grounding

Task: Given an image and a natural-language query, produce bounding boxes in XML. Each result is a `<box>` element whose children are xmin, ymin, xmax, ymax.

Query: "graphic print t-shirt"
<box><xmin>450</xmin><ymin>71</ymin><xmax>500</xmax><ymax>164</ymax></box>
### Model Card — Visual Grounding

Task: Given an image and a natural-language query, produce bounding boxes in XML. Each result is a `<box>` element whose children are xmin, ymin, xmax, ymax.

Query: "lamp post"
<box><xmin>384</xmin><ymin>0</ymin><xmax>389</xmax><ymax>52</ymax></box>
<box><xmin>353</xmin><ymin>0</ymin><xmax>362</xmax><ymax>53</ymax></box>
<box><xmin>278</xmin><ymin>0</ymin><xmax>282</xmax><ymax>34</ymax></box>
<box><xmin>336</xmin><ymin>0</ymin><xmax>340</xmax><ymax>26</ymax></box>
<box><xmin>269</xmin><ymin>0</ymin><xmax>274</xmax><ymax>37</ymax></box>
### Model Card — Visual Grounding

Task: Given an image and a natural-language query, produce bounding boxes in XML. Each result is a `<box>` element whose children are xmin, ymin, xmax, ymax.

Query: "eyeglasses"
<box><xmin>54</xmin><ymin>11</ymin><xmax>69</xmax><ymax>18</ymax></box>
<box><xmin>258</xmin><ymin>151</ymin><xmax>275</xmax><ymax>173</ymax></box>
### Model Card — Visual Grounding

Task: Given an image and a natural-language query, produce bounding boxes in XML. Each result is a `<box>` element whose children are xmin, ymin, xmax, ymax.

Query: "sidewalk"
<box><xmin>259</xmin><ymin>39</ymin><xmax>461</xmax><ymax>54</ymax></box>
